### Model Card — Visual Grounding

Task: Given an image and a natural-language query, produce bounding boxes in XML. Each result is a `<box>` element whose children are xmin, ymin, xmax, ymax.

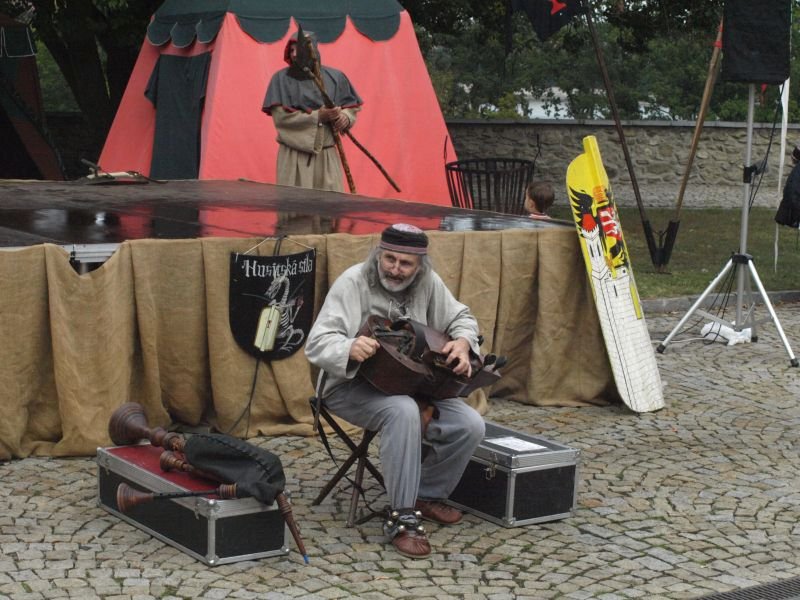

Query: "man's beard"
<box><xmin>378</xmin><ymin>265</ymin><xmax>418</xmax><ymax>293</ymax></box>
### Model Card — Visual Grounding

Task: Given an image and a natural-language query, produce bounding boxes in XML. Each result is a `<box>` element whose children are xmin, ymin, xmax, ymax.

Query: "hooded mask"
<box><xmin>285</xmin><ymin>28</ymin><xmax>320</xmax><ymax>81</ymax></box>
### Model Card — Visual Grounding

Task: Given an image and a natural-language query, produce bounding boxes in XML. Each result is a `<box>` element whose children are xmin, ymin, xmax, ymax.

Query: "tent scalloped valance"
<box><xmin>146</xmin><ymin>0</ymin><xmax>403</xmax><ymax>47</ymax></box>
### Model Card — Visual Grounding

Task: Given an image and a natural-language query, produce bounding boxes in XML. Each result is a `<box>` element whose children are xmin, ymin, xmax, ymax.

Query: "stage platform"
<box><xmin>0</xmin><ymin>179</ymin><xmax>563</xmax><ymax>250</ymax></box>
<box><xmin>0</xmin><ymin>179</ymin><xmax>617</xmax><ymax>460</ymax></box>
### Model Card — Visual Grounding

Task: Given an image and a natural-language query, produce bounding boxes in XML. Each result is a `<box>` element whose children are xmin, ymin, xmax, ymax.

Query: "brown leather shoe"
<box><xmin>415</xmin><ymin>499</ymin><xmax>463</xmax><ymax>525</ymax></box>
<box><xmin>392</xmin><ymin>530</ymin><xmax>431</xmax><ymax>558</ymax></box>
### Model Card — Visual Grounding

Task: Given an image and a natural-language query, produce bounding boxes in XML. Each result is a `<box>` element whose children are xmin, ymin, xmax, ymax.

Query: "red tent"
<box><xmin>99</xmin><ymin>0</ymin><xmax>457</xmax><ymax>209</ymax></box>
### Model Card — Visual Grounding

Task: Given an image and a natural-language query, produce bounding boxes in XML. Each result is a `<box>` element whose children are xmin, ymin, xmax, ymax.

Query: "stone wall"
<box><xmin>446</xmin><ymin>119</ymin><xmax>800</xmax><ymax>209</ymax></box>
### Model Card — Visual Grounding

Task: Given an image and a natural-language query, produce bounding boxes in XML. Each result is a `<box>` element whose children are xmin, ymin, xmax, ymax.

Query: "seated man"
<box><xmin>304</xmin><ymin>224</ymin><xmax>485</xmax><ymax>558</ymax></box>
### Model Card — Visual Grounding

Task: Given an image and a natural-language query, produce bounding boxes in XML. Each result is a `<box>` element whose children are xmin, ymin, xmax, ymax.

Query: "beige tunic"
<box><xmin>272</xmin><ymin>107</ymin><xmax>358</xmax><ymax>192</ymax></box>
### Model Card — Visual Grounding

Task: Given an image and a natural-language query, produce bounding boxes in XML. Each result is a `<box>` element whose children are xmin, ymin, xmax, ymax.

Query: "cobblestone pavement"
<box><xmin>3</xmin><ymin>303</ymin><xmax>800</xmax><ymax>600</ymax></box>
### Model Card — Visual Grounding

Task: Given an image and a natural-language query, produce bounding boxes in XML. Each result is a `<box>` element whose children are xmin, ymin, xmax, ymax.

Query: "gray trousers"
<box><xmin>325</xmin><ymin>378</ymin><xmax>485</xmax><ymax>509</ymax></box>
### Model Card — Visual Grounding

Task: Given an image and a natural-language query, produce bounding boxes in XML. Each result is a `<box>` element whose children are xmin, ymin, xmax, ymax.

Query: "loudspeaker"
<box><xmin>720</xmin><ymin>0</ymin><xmax>790</xmax><ymax>84</ymax></box>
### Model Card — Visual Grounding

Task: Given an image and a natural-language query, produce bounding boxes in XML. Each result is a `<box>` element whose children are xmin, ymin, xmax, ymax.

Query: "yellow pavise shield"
<box><xmin>566</xmin><ymin>135</ymin><xmax>665</xmax><ymax>413</ymax></box>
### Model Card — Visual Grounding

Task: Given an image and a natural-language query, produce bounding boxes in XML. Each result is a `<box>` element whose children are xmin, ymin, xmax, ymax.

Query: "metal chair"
<box><xmin>445</xmin><ymin>157</ymin><xmax>535</xmax><ymax>215</ymax></box>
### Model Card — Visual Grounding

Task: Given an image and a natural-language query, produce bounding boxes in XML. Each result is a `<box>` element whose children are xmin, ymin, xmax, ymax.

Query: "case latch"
<box><xmin>483</xmin><ymin>451</ymin><xmax>499</xmax><ymax>480</ymax></box>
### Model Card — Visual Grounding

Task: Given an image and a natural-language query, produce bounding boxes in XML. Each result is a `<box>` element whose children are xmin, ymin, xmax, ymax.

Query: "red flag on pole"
<box><xmin>512</xmin><ymin>0</ymin><xmax>583</xmax><ymax>41</ymax></box>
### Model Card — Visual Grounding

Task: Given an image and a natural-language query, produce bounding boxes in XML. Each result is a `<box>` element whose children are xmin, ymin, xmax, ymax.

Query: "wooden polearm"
<box><xmin>584</xmin><ymin>5</ymin><xmax>659</xmax><ymax>268</ymax></box>
<box><xmin>295</xmin><ymin>30</ymin><xmax>357</xmax><ymax>193</ymax></box>
<box><xmin>675</xmin><ymin>20</ymin><xmax>724</xmax><ymax>219</ymax></box>
<box><xmin>304</xmin><ymin>66</ymin><xmax>402</xmax><ymax>194</ymax></box>
<box><xmin>650</xmin><ymin>20</ymin><xmax>725</xmax><ymax>272</ymax></box>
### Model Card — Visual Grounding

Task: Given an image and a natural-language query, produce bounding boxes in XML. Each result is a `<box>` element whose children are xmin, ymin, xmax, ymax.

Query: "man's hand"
<box><xmin>317</xmin><ymin>106</ymin><xmax>340</xmax><ymax>123</ymax></box>
<box><xmin>441</xmin><ymin>337</ymin><xmax>472</xmax><ymax>378</ymax></box>
<box><xmin>349</xmin><ymin>336</ymin><xmax>380</xmax><ymax>363</ymax></box>
<box><xmin>318</xmin><ymin>106</ymin><xmax>350</xmax><ymax>133</ymax></box>
<box><xmin>330</xmin><ymin>112</ymin><xmax>350</xmax><ymax>132</ymax></box>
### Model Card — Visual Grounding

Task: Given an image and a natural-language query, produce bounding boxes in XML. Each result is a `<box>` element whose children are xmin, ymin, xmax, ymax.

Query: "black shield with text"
<box><xmin>229</xmin><ymin>250</ymin><xmax>316</xmax><ymax>361</ymax></box>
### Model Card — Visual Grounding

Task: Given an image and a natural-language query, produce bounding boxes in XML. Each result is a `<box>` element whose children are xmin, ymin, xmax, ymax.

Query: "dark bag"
<box><xmin>776</xmin><ymin>165</ymin><xmax>800</xmax><ymax>228</ymax></box>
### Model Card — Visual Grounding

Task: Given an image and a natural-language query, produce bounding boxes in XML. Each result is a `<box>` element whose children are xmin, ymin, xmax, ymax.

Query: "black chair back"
<box><xmin>445</xmin><ymin>158</ymin><xmax>535</xmax><ymax>215</ymax></box>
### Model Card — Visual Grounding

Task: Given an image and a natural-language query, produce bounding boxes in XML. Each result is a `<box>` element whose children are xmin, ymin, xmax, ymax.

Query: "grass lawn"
<box><xmin>548</xmin><ymin>206</ymin><xmax>800</xmax><ymax>299</ymax></box>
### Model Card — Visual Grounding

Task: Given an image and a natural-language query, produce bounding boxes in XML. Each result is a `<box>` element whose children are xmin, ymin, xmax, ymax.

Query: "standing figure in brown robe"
<box><xmin>262</xmin><ymin>31</ymin><xmax>362</xmax><ymax>192</ymax></box>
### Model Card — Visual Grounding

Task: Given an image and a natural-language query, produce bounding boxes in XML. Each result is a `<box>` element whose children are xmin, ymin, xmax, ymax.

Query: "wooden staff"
<box><xmin>649</xmin><ymin>20</ymin><xmax>724</xmax><ymax>272</ymax></box>
<box><xmin>303</xmin><ymin>63</ymin><xmax>356</xmax><ymax>193</ymax></box>
<box><xmin>304</xmin><ymin>67</ymin><xmax>402</xmax><ymax>193</ymax></box>
<box><xmin>674</xmin><ymin>19</ymin><xmax>724</xmax><ymax>219</ymax></box>
<box><xmin>345</xmin><ymin>127</ymin><xmax>402</xmax><ymax>193</ymax></box>
<box><xmin>322</xmin><ymin>106</ymin><xmax>357</xmax><ymax>194</ymax></box>
<box><xmin>584</xmin><ymin>5</ymin><xmax>659</xmax><ymax>268</ymax></box>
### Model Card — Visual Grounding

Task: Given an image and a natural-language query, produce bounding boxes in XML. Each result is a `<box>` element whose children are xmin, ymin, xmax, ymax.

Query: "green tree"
<box><xmin>407</xmin><ymin>0</ymin><xmax>800</xmax><ymax>124</ymax></box>
<box><xmin>602</xmin><ymin>0</ymin><xmax>724</xmax><ymax>52</ymax></box>
<box><xmin>34</xmin><ymin>43</ymin><xmax>79</xmax><ymax>113</ymax></box>
<box><xmin>4</xmin><ymin>0</ymin><xmax>799</xmax><ymax>151</ymax></box>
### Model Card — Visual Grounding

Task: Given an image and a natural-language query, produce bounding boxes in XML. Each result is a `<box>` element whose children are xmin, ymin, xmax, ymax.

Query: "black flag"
<box><xmin>512</xmin><ymin>0</ymin><xmax>582</xmax><ymax>42</ymax></box>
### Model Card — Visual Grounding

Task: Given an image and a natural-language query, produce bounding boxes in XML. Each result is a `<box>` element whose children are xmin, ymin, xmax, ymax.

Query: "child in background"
<box><xmin>524</xmin><ymin>181</ymin><xmax>555</xmax><ymax>220</ymax></box>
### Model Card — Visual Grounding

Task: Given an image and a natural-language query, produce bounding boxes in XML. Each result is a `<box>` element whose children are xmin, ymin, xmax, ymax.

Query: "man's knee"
<box><xmin>464</xmin><ymin>410</ymin><xmax>485</xmax><ymax>444</ymax></box>
<box><xmin>441</xmin><ymin>403</ymin><xmax>485</xmax><ymax>444</ymax></box>
<box><xmin>383</xmin><ymin>396</ymin><xmax>421</xmax><ymax>429</ymax></box>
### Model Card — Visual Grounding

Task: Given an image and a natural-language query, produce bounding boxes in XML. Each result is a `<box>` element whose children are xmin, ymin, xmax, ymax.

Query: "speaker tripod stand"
<box><xmin>656</xmin><ymin>84</ymin><xmax>798</xmax><ymax>367</ymax></box>
<box><xmin>656</xmin><ymin>252</ymin><xmax>798</xmax><ymax>366</ymax></box>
